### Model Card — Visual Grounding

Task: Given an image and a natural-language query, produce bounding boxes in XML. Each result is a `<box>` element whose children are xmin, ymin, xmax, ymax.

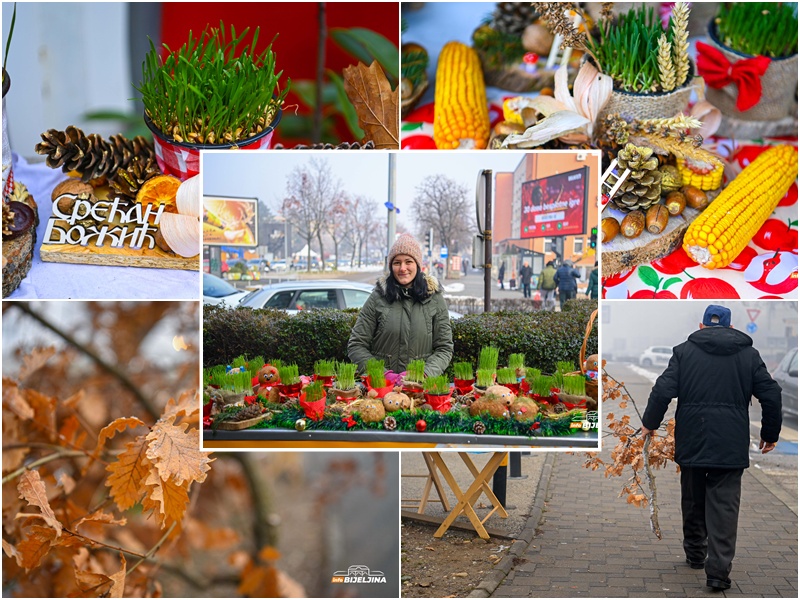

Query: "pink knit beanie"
<box><xmin>388</xmin><ymin>233</ymin><xmax>424</xmax><ymax>268</ymax></box>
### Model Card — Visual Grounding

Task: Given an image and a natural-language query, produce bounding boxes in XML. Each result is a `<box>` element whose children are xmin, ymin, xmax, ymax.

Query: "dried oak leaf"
<box><xmin>343</xmin><ymin>61</ymin><xmax>399</xmax><ymax>149</ymax></box>
<box><xmin>74</xmin><ymin>510</ymin><xmax>127</xmax><ymax>532</ymax></box>
<box><xmin>141</xmin><ymin>470</ymin><xmax>190</xmax><ymax>530</ymax></box>
<box><xmin>106</xmin><ymin>435</ymin><xmax>151</xmax><ymax>511</ymax></box>
<box><xmin>73</xmin><ymin>552</ymin><xmax>126</xmax><ymax>598</ymax></box>
<box><xmin>238</xmin><ymin>561</ymin><xmax>280</xmax><ymax>598</ymax></box>
<box><xmin>17</xmin><ymin>470</ymin><xmax>62</xmax><ymax>537</ymax></box>
<box><xmin>95</xmin><ymin>416</ymin><xmax>146</xmax><ymax>457</ymax></box>
<box><xmin>186</xmin><ymin>517</ymin><xmax>240</xmax><ymax>550</ymax></box>
<box><xmin>2</xmin><ymin>377</ymin><xmax>34</xmax><ymax>420</ymax></box>
<box><xmin>145</xmin><ymin>415</ymin><xmax>212</xmax><ymax>486</ymax></box>
<box><xmin>15</xmin><ymin>525</ymin><xmax>58</xmax><ymax>571</ymax></box>
<box><xmin>18</xmin><ymin>346</ymin><xmax>56</xmax><ymax>381</ymax></box>
<box><xmin>25</xmin><ymin>389</ymin><xmax>58</xmax><ymax>442</ymax></box>
<box><xmin>2</xmin><ymin>538</ymin><xmax>22</xmax><ymax>563</ymax></box>
<box><xmin>161</xmin><ymin>389</ymin><xmax>200</xmax><ymax>422</ymax></box>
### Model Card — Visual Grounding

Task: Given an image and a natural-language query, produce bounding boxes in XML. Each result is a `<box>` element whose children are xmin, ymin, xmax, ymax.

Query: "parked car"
<box><xmin>239</xmin><ymin>279</ymin><xmax>462</xmax><ymax>318</ymax></box>
<box><xmin>638</xmin><ymin>345</ymin><xmax>673</xmax><ymax>368</ymax></box>
<box><xmin>772</xmin><ymin>347</ymin><xmax>798</xmax><ymax>419</ymax></box>
<box><xmin>203</xmin><ymin>273</ymin><xmax>249</xmax><ymax>307</ymax></box>
<box><xmin>270</xmin><ymin>260</ymin><xmax>287</xmax><ymax>271</ymax></box>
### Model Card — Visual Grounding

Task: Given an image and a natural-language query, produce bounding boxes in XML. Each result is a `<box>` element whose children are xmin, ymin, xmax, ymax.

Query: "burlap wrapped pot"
<box><xmin>597</xmin><ymin>64</ymin><xmax>694</xmax><ymax>124</ymax></box>
<box><xmin>705</xmin><ymin>21</ymin><xmax>798</xmax><ymax>122</ymax></box>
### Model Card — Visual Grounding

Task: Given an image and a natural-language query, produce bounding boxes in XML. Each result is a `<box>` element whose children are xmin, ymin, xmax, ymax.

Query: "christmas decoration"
<box><xmin>473</xmin><ymin>421</ymin><xmax>486</xmax><ymax>435</ymax></box>
<box><xmin>383</xmin><ymin>416</ymin><xmax>397</xmax><ymax>431</ymax></box>
<box><xmin>415</xmin><ymin>419</ymin><xmax>427</xmax><ymax>432</ymax></box>
<box><xmin>295</xmin><ymin>418</ymin><xmax>307</xmax><ymax>432</ymax></box>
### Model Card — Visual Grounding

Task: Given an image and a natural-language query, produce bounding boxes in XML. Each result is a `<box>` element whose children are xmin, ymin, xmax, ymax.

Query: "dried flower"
<box><xmin>657</xmin><ymin>34</ymin><xmax>676</xmax><ymax>92</ymax></box>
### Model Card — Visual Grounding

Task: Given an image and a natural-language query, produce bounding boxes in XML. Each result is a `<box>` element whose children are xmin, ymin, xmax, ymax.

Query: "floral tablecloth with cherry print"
<box><xmin>602</xmin><ymin>142</ymin><xmax>798</xmax><ymax>300</ymax></box>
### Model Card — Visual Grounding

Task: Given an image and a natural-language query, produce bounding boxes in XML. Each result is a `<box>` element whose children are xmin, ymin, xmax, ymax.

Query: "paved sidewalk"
<box><xmin>488</xmin><ymin>452</ymin><xmax>798</xmax><ymax>598</ymax></box>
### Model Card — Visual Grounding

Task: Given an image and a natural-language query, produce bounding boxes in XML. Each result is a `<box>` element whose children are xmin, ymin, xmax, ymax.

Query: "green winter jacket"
<box><xmin>347</xmin><ymin>274</ymin><xmax>454</xmax><ymax>377</ymax></box>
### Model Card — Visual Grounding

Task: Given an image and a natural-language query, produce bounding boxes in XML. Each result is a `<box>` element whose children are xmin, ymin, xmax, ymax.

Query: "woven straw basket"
<box><xmin>566</xmin><ymin>309</ymin><xmax>598</xmax><ymax>402</ymax></box>
<box><xmin>598</xmin><ymin>66</ymin><xmax>694</xmax><ymax>124</ymax></box>
<box><xmin>704</xmin><ymin>21</ymin><xmax>798</xmax><ymax>122</ymax></box>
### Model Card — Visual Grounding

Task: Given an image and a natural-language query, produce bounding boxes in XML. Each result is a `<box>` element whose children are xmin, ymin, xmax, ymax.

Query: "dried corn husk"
<box><xmin>159</xmin><ymin>213</ymin><xmax>200</xmax><ymax>258</ymax></box>
<box><xmin>176</xmin><ymin>174</ymin><xmax>201</xmax><ymax>218</ymax></box>
<box><xmin>555</xmin><ymin>62</ymin><xmax>612</xmax><ymax>139</ymax></box>
<box><xmin>501</xmin><ymin>111</ymin><xmax>590</xmax><ymax>148</ymax></box>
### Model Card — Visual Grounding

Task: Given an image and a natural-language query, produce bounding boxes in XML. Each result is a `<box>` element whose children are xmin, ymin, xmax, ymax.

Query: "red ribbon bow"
<box><xmin>696</xmin><ymin>41</ymin><xmax>771</xmax><ymax>112</ymax></box>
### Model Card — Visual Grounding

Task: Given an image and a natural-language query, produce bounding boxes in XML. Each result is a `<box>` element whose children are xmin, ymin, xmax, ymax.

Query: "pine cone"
<box><xmin>109</xmin><ymin>156</ymin><xmax>161</xmax><ymax>202</ymax></box>
<box><xmin>492</xmin><ymin>2</ymin><xmax>540</xmax><ymax>36</ymax></box>
<box><xmin>383</xmin><ymin>416</ymin><xmax>397</xmax><ymax>431</ymax></box>
<box><xmin>35</xmin><ymin>126</ymin><xmax>156</xmax><ymax>183</ymax></box>
<box><xmin>232</xmin><ymin>404</ymin><xmax>263</xmax><ymax>421</ymax></box>
<box><xmin>473</xmin><ymin>421</ymin><xmax>487</xmax><ymax>435</ymax></box>
<box><xmin>607</xmin><ymin>143</ymin><xmax>662</xmax><ymax>212</ymax></box>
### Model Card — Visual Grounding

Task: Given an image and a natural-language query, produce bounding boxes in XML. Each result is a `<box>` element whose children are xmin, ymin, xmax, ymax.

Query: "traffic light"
<box><xmin>426</xmin><ymin>228</ymin><xmax>433</xmax><ymax>250</ymax></box>
<box><xmin>589</xmin><ymin>226</ymin><xmax>597</xmax><ymax>249</ymax></box>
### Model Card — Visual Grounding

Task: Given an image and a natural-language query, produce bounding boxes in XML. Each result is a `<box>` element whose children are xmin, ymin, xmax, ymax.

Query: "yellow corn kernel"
<box><xmin>433</xmin><ymin>41</ymin><xmax>490</xmax><ymax>150</ymax></box>
<box><xmin>683</xmin><ymin>145</ymin><xmax>798</xmax><ymax>269</ymax></box>
<box><xmin>677</xmin><ymin>157</ymin><xmax>725</xmax><ymax>191</ymax></box>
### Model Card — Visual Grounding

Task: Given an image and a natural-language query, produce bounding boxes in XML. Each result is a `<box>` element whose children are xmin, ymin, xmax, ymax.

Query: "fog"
<box><xmin>602</xmin><ymin>301</ymin><xmax>798</xmax><ymax>368</ymax></box>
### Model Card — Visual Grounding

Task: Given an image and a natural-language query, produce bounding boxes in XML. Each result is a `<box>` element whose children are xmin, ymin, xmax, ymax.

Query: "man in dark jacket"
<box><xmin>518</xmin><ymin>262</ymin><xmax>533</xmax><ymax>298</ymax></box>
<box><xmin>641</xmin><ymin>305</ymin><xmax>782</xmax><ymax>592</ymax></box>
<box><xmin>498</xmin><ymin>262</ymin><xmax>506</xmax><ymax>290</ymax></box>
<box><xmin>553</xmin><ymin>260</ymin><xmax>580</xmax><ymax>309</ymax></box>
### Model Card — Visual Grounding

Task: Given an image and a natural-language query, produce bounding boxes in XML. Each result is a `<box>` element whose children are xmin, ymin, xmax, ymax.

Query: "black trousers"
<box><xmin>558</xmin><ymin>289</ymin><xmax>576</xmax><ymax>308</ymax></box>
<box><xmin>680</xmin><ymin>466</ymin><xmax>744</xmax><ymax>585</ymax></box>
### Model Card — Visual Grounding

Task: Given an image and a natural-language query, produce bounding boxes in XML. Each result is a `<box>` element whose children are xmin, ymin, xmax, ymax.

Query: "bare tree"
<box><xmin>345</xmin><ymin>194</ymin><xmax>379</xmax><ymax>268</ymax></box>
<box><xmin>411</xmin><ymin>174</ymin><xmax>475</xmax><ymax>278</ymax></box>
<box><xmin>326</xmin><ymin>193</ymin><xmax>351</xmax><ymax>270</ymax></box>
<box><xmin>281</xmin><ymin>157</ymin><xmax>342</xmax><ymax>272</ymax></box>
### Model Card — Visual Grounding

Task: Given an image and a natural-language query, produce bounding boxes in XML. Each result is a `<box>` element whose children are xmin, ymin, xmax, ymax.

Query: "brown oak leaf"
<box><xmin>3</xmin><ymin>414</ymin><xmax>28</xmax><ymax>472</ymax></box>
<box><xmin>2</xmin><ymin>538</ymin><xmax>22</xmax><ymax>562</ymax></box>
<box><xmin>145</xmin><ymin>415</ymin><xmax>212</xmax><ymax>486</ymax></box>
<box><xmin>238</xmin><ymin>561</ymin><xmax>280</xmax><ymax>598</ymax></box>
<box><xmin>343</xmin><ymin>61</ymin><xmax>399</xmax><ymax>149</ymax></box>
<box><xmin>15</xmin><ymin>525</ymin><xmax>58</xmax><ymax>570</ymax></box>
<box><xmin>186</xmin><ymin>517</ymin><xmax>240</xmax><ymax>550</ymax></box>
<box><xmin>2</xmin><ymin>377</ymin><xmax>34</xmax><ymax>420</ymax></box>
<box><xmin>74</xmin><ymin>552</ymin><xmax>127</xmax><ymax>597</ymax></box>
<box><xmin>24</xmin><ymin>389</ymin><xmax>58</xmax><ymax>441</ymax></box>
<box><xmin>75</xmin><ymin>510</ymin><xmax>127</xmax><ymax>531</ymax></box>
<box><xmin>161</xmin><ymin>390</ymin><xmax>200</xmax><ymax>422</ymax></box>
<box><xmin>18</xmin><ymin>346</ymin><xmax>56</xmax><ymax>381</ymax></box>
<box><xmin>17</xmin><ymin>470</ymin><xmax>62</xmax><ymax>536</ymax></box>
<box><xmin>95</xmin><ymin>416</ymin><xmax>146</xmax><ymax>457</ymax></box>
<box><xmin>106</xmin><ymin>435</ymin><xmax>151</xmax><ymax>511</ymax></box>
<box><xmin>141</xmin><ymin>470</ymin><xmax>190</xmax><ymax>530</ymax></box>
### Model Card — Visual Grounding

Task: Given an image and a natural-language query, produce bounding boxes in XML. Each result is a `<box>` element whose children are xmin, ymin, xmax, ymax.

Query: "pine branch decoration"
<box><xmin>671</xmin><ymin>2</ymin><xmax>691</xmax><ymax>87</ymax></box>
<box><xmin>657</xmin><ymin>34</ymin><xmax>676</xmax><ymax>92</ymax></box>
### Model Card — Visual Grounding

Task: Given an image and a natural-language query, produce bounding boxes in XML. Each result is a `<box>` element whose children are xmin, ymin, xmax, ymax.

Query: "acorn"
<box><xmin>683</xmin><ymin>186</ymin><xmax>709</xmax><ymax>210</ymax></box>
<box><xmin>601</xmin><ymin>217</ymin><xmax>620</xmax><ymax>243</ymax></box>
<box><xmin>620</xmin><ymin>211</ymin><xmax>645</xmax><ymax>238</ymax></box>
<box><xmin>646</xmin><ymin>204</ymin><xmax>670</xmax><ymax>234</ymax></box>
<box><xmin>665</xmin><ymin>191</ymin><xmax>686</xmax><ymax>216</ymax></box>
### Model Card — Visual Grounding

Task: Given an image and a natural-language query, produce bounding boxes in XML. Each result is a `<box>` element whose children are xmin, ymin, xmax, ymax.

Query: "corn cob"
<box><xmin>683</xmin><ymin>145</ymin><xmax>798</xmax><ymax>269</ymax></box>
<box><xmin>676</xmin><ymin>157</ymin><xmax>724</xmax><ymax>191</ymax></box>
<box><xmin>433</xmin><ymin>42</ymin><xmax>490</xmax><ymax>150</ymax></box>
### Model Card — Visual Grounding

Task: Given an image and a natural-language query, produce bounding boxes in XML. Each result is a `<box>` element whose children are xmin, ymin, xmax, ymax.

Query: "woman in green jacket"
<box><xmin>348</xmin><ymin>234</ymin><xmax>454</xmax><ymax>377</ymax></box>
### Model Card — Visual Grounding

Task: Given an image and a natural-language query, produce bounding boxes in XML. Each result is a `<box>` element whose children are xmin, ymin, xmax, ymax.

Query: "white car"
<box><xmin>203</xmin><ymin>273</ymin><xmax>249</xmax><ymax>307</ymax></box>
<box><xmin>639</xmin><ymin>346</ymin><xmax>673</xmax><ymax>368</ymax></box>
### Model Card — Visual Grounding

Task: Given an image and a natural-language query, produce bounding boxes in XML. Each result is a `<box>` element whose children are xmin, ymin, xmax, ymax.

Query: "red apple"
<box><xmin>744</xmin><ymin>251</ymin><xmax>798</xmax><ymax>295</ymax></box>
<box><xmin>652</xmin><ymin>247</ymin><xmax>697</xmax><ymax>274</ymax></box>
<box><xmin>680</xmin><ymin>277</ymin><xmax>741</xmax><ymax>299</ymax></box>
<box><xmin>725</xmin><ymin>246</ymin><xmax>758</xmax><ymax>272</ymax></box>
<box><xmin>752</xmin><ymin>219</ymin><xmax>797</xmax><ymax>252</ymax></box>
<box><xmin>603</xmin><ymin>267</ymin><xmax>636</xmax><ymax>287</ymax></box>
<box><xmin>779</xmin><ymin>182</ymin><xmax>798</xmax><ymax>207</ymax></box>
<box><xmin>629</xmin><ymin>289</ymin><xmax>678</xmax><ymax>299</ymax></box>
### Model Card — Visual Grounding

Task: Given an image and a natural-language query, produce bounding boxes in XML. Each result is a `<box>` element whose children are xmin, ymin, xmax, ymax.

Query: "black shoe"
<box><xmin>707</xmin><ymin>579</ymin><xmax>731</xmax><ymax>591</ymax></box>
<box><xmin>685</xmin><ymin>558</ymin><xmax>704</xmax><ymax>570</ymax></box>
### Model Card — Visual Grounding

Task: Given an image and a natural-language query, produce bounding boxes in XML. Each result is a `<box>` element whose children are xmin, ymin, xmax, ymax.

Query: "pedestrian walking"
<box><xmin>641</xmin><ymin>305</ymin><xmax>782</xmax><ymax>592</ymax></box>
<box><xmin>348</xmin><ymin>233</ymin><xmax>454</xmax><ymax>377</ymax></box>
<box><xmin>586</xmin><ymin>261</ymin><xmax>598</xmax><ymax>300</ymax></box>
<box><xmin>498</xmin><ymin>262</ymin><xmax>506</xmax><ymax>290</ymax></box>
<box><xmin>518</xmin><ymin>262</ymin><xmax>533</xmax><ymax>298</ymax></box>
<box><xmin>538</xmin><ymin>260</ymin><xmax>557</xmax><ymax>310</ymax></box>
<box><xmin>553</xmin><ymin>260</ymin><xmax>580</xmax><ymax>309</ymax></box>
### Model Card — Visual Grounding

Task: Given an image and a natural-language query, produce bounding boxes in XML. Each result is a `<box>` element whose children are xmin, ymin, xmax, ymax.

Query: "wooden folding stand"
<box><xmin>401</xmin><ymin>452</ymin><xmax>451</xmax><ymax>514</ymax></box>
<box><xmin>428</xmin><ymin>452</ymin><xmax>508</xmax><ymax>540</ymax></box>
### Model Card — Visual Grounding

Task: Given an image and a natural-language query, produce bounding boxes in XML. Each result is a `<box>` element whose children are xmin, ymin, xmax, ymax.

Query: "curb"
<box><xmin>467</xmin><ymin>453</ymin><xmax>557</xmax><ymax>598</ymax></box>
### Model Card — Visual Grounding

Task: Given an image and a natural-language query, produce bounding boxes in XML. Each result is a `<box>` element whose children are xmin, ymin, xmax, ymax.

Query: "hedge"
<box><xmin>203</xmin><ymin>298</ymin><xmax>597</xmax><ymax>374</ymax></box>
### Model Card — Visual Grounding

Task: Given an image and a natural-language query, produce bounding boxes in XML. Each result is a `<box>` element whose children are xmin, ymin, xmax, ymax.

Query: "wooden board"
<box><xmin>214</xmin><ymin>414</ymin><xmax>268</xmax><ymax>431</ymax></box>
<box><xmin>40</xmin><ymin>242</ymin><xmax>197</xmax><ymax>270</ymax></box>
<box><xmin>601</xmin><ymin>190</ymin><xmax>721</xmax><ymax>277</ymax></box>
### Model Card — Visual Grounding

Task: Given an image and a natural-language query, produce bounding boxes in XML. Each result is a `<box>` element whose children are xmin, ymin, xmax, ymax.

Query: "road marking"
<box><xmin>750</xmin><ymin>421</ymin><xmax>798</xmax><ymax>443</ymax></box>
<box><xmin>626</xmin><ymin>364</ymin><xmax>660</xmax><ymax>385</ymax></box>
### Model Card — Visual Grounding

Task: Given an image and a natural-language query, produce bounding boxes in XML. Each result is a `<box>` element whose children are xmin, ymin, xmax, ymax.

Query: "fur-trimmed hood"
<box><xmin>375</xmin><ymin>272</ymin><xmax>443</xmax><ymax>300</ymax></box>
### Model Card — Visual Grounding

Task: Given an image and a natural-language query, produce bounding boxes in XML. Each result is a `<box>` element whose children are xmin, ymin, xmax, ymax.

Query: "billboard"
<box><xmin>202</xmin><ymin>196</ymin><xmax>258</xmax><ymax>247</ymax></box>
<box><xmin>520</xmin><ymin>167</ymin><xmax>588</xmax><ymax>239</ymax></box>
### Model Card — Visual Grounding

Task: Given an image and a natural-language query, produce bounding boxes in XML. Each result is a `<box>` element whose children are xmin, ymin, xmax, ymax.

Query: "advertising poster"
<box><xmin>520</xmin><ymin>167</ymin><xmax>588</xmax><ymax>239</ymax></box>
<box><xmin>202</xmin><ymin>196</ymin><xmax>258</xmax><ymax>247</ymax></box>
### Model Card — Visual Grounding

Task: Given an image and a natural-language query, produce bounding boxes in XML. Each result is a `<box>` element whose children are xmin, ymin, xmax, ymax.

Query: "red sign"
<box><xmin>746</xmin><ymin>309</ymin><xmax>761</xmax><ymax>322</ymax></box>
<box><xmin>520</xmin><ymin>167</ymin><xmax>588</xmax><ymax>239</ymax></box>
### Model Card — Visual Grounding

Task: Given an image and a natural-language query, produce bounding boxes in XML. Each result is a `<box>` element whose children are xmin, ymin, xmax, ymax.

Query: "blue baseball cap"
<box><xmin>702</xmin><ymin>304</ymin><xmax>731</xmax><ymax>327</ymax></box>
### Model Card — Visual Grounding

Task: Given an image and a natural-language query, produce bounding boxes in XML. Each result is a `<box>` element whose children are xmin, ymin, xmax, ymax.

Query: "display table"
<box><xmin>5</xmin><ymin>154</ymin><xmax>199</xmax><ymax>299</ymax></box>
<box><xmin>203</xmin><ymin>428</ymin><xmax>598</xmax><ymax>449</ymax></box>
